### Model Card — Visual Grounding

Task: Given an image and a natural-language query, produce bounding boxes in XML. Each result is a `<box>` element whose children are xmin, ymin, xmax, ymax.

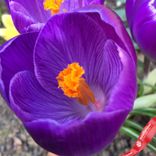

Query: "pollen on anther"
<box><xmin>43</xmin><ymin>0</ymin><xmax>63</xmax><ymax>14</ymax></box>
<box><xmin>56</xmin><ymin>63</ymin><xmax>85</xmax><ymax>98</ymax></box>
<box><xmin>56</xmin><ymin>62</ymin><xmax>96</xmax><ymax>106</ymax></box>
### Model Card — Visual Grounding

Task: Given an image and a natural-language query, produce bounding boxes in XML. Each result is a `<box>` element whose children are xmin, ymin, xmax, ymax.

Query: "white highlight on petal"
<box><xmin>148</xmin><ymin>0</ymin><xmax>156</xmax><ymax>14</ymax></box>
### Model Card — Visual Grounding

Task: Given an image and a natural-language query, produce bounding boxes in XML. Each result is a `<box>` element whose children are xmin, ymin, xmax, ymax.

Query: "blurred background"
<box><xmin>0</xmin><ymin>0</ymin><xmax>156</xmax><ymax>156</ymax></box>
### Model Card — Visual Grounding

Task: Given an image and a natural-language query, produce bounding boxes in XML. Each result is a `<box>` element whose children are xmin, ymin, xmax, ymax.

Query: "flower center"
<box><xmin>56</xmin><ymin>63</ymin><xmax>96</xmax><ymax>105</ymax></box>
<box><xmin>43</xmin><ymin>0</ymin><xmax>63</xmax><ymax>14</ymax></box>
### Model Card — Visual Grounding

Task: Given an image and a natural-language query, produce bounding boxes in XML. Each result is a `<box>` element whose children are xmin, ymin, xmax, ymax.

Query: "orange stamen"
<box><xmin>43</xmin><ymin>0</ymin><xmax>63</xmax><ymax>15</ymax></box>
<box><xmin>56</xmin><ymin>63</ymin><xmax>95</xmax><ymax>105</ymax></box>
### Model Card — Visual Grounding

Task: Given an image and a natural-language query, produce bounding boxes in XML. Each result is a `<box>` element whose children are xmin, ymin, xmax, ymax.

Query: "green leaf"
<box><xmin>124</xmin><ymin>120</ymin><xmax>142</xmax><ymax>131</ymax></box>
<box><xmin>131</xmin><ymin>109</ymin><xmax>155</xmax><ymax>117</ymax></box>
<box><xmin>143</xmin><ymin>69</ymin><xmax>156</xmax><ymax>94</ymax></box>
<box><xmin>120</xmin><ymin>126</ymin><xmax>139</xmax><ymax>139</ymax></box>
<box><xmin>137</xmin><ymin>79</ymin><xmax>144</xmax><ymax>97</ymax></box>
<box><xmin>134</xmin><ymin>94</ymin><xmax>156</xmax><ymax>109</ymax></box>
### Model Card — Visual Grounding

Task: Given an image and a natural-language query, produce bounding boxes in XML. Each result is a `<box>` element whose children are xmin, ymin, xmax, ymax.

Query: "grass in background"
<box><xmin>0</xmin><ymin>0</ymin><xmax>8</xmax><ymax>44</ymax></box>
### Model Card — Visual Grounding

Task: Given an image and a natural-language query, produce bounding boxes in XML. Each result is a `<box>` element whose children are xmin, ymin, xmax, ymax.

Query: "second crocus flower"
<box><xmin>6</xmin><ymin>0</ymin><xmax>105</xmax><ymax>33</ymax></box>
<box><xmin>126</xmin><ymin>0</ymin><xmax>156</xmax><ymax>59</ymax></box>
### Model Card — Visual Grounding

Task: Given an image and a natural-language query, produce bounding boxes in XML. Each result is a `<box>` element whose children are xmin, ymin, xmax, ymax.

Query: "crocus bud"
<box><xmin>126</xmin><ymin>0</ymin><xmax>156</xmax><ymax>58</ymax></box>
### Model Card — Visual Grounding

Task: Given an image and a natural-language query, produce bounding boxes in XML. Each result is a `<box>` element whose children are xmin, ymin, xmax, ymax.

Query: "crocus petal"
<box><xmin>11</xmin><ymin>0</ymin><xmax>51</xmax><ymax>23</ymax></box>
<box><xmin>86</xmin><ymin>0</ymin><xmax>104</xmax><ymax>5</ymax></box>
<box><xmin>24</xmin><ymin>109</ymin><xmax>127</xmax><ymax>156</ymax></box>
<box><xmin>105</xmin><ymin>44</ymin><xmax>137</xmax><ymax>112</ymax></box>
<box><xmin>9</xmin><ymin>0</ymin><xmax>51</xmax><ymax>33</ymax></box>
<box><xmin>126</xmin><ymin>0</ymin><xmax>156</xmax><ymax>58</ymax></box>
<box><xmin>60</xmin><ymin>0</ymin><xmax>84</xmax><ymax>12</ymax></box>
<box><xmin>126</xmin><ymin>0</ymin><xmax>148</xmax><ymax>30</ymax></box>
<box><xmin>60</xmin><ymin>0</ymin><xmax>104</xmax><ymax>12</ymax></box>
<box><xmin>0</xmin><ymin>39</ymin><xmax>14</xmax><ymax>100</ymax></box>
<box><xmin>77</xmin><ymin>5</ymin><xmax>136</xmax><ymax>63</ymax></box>
<box><xmin>11</xmin><ymin>0</ymin><xmax>51</xmax><ymax>22</ymax></box>
<box><xmin>34</xmin><ymin>13</ymin><xmax>123</xmax><ymax>97</ymax></box>
<box><xmin>9</xmin><ymin>70</ymin><xmax>128</xmax><ymax>156</ymax></box>
<box><xmin>9</xmin><ymin>1</ymin><xmax>35</xmax><ymax>33</ymax></box>
<box><xmin>0</xmin><ymin>32</ymin><xmax>38</xmax><ymax>100</ymax></box>
<box><xmin>134</xmin><ymin>20</ymin><xmax>156</xmax><ymax>58</ymax></box>
<box><xmin>9</xmin><ymin>70</ymin><xmax>89</xmax><ymax>122</ymax></box>
<box><xmin>126</xmin><ymin>0</ymin><xmax>137</xmax><ymax>28</ymax></box>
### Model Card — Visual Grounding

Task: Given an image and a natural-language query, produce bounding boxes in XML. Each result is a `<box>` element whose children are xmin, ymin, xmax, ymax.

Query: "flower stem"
<box><xmin>143</xmin><ymin>56</ymin><xmax>150</xmax><ymax>78</ymax></box>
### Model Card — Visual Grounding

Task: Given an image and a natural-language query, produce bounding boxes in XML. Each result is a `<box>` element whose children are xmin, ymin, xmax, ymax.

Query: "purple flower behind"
<box><xmin>0</xmin><ymin>5</ymin><xmax>137</xmax><ymax>156</ymax></box>
<box><xmin>6</xmin><ymin>0</ymin><xmax>105</xmax><ymax>33</ymax></box>
<box><xmin>126</xmin><ymin>0</ymin><xmax>156</xmax><ymax>59</ymax></box>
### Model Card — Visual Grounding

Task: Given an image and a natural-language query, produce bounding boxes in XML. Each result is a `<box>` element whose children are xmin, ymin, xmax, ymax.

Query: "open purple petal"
<box><xmin>60</xmin><ymin>0</ymin><xmax>85</xmax><ymax>12</ymax></box>
<box><xmin>77</xmin><ymin>5</ymin><xmax>137</xmax><ymax>63</ymax></box>
<box><xmin>0</xmin><ymin>32</ymin><xmax>38</xmax><ymax>100</ymax></box>
<box><xmin>9</xmin><ymin>71</ymin><xmax>89</xmax><ymax>122</ymax></box>
<box><xmin>126</xmin><ymin>0</ymin><xmax>147</xmax><ymax>30</ymax></box>
<box><xmin>105</xmin><ymin>44</ymin><xmax>137</xmax><ymax>112</ymax></box>
<box><xmin>11</xmin><ymin>0</ymin><xmax>51</xmax><ymax>22</ymax></box>
<box><xmin>9</xmin><ymin>0</ymin><xmax>51</xmax><ymax>33</ymax></box>
<box><xmin>9</xmin><ymin>69</ymin><xmax>128</xmax><ymax>155</ymax></box>
<box><xmin>60</xmin><ymin>0</ymin><xmax>104</xmax><ymax>12</ymax></box>
<box><xmin>9</xmin><ymin>1</ymin><xmax>35</xmax><ymax>33</ymax></box>
<box><xmin>0</xmin><ymin>38</ymin><xmax>15</xmax><ymax>100</ymax></box>
<box><xmin>34</xmin><ymin>13</ymin><xmax>123</xmax><ymax>98</ymax></box>
<box><xmin>87</xmin><ymin>0</ymin><xmax>105</xmax><ymax>4</ymax></box>
<box><xmin>126</xmin><ymin>0</ymin><xmax>137</xmax><ymax>28</ymax></box>
<box><xmin>126</xmin><ymin>0</ymin><xmax>156</xmax><ymax>58</ymax></box>
<box><xmin>25</xmin><ymin>109</ymin><xmax>127</xmax><ymax>156</ymax></box>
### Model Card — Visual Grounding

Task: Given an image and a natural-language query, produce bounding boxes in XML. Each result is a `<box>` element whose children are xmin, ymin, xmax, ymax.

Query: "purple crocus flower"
<box><xmin>126</xmin><ymin>0</ymin><xmax>156</xmax><ymax>58</ymax></box>
<box><xmin>6</xmin><ymin>0</ymin><xmax>104</xmax><ymax>33</ymax></box>
<box><xmin>0</xmin><ymin>5</ymin><xmax>137</xmax><ymax>156</ymax></box>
